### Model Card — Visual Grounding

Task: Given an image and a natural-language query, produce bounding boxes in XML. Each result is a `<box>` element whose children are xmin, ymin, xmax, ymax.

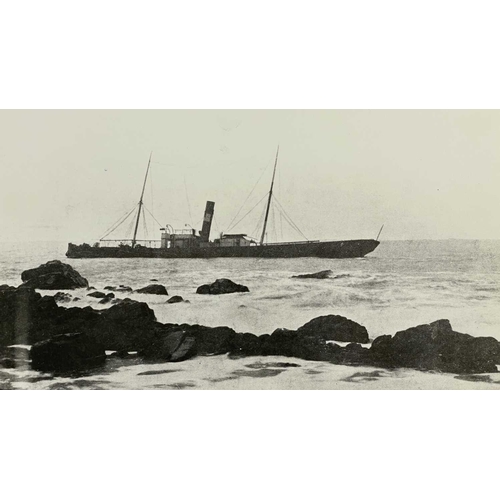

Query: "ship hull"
<box><xmin>66</xmin><ymin>239</ymin><xmax>380</xmax><ymax>259</ymax></box>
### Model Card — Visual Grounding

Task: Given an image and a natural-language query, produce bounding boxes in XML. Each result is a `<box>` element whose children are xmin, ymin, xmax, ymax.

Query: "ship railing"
<box><xmin>99</xmin><ymin>239</ymin><xmax>162</xmax><ymax>248</ymax></box>
<box><xmin>263</xmin><ymin>240</ymin><xmax>319</xmax><ymax>246</ymax></box>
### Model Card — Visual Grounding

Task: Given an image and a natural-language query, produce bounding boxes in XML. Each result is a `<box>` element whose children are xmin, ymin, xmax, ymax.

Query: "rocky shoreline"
<box><xmin>1</xmin><ymin>260</ymin><xmax>500</xmax><ymax>377</ymax></box>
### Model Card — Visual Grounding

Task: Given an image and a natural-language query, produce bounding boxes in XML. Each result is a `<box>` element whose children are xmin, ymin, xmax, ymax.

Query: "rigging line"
<box><xmin>278</xmin><ymin>205</ymin><xmax>308</xmax><ymax>241</ymax></box>
<box><xmin>251</xmin><ymin>203</ymin><xmax>267</xmax><ymax>243</ymax></box>
<box><xmin>142</xmin><ymin>205</ymin><xmax>148</xmax><ymax>240</ymax></box>
<box><xmin>184</xmin><ymin>175</ymin><xmax>193</xmax><ymax>226</ymax></box>
<box><xmin>225</xmin><ymin>158</ymin><xmax>273</xmax><ymax>232</ymax></box>
<box><xmin>143</xmin><ymin>205</ymin><xmax>163</xmax><ymax>228</ymax></box>
<box><xmin>99</xmin><ymin>204</ymin><xmax>138</xmax><ymax>240</ymax></box>
<box><xmin>273</xmin><ymin>196</ymin><xmax>309</xmax><ymax>241</ymax></box>
<box><xmin>150</xmin><ymin>160</ymin><xmax>154</xmax><ymax>219</ymax></box>
<box><xmin>227</xmin><ymin>192</ymin><xmax>269</xmax><ymax>233</ymax></box>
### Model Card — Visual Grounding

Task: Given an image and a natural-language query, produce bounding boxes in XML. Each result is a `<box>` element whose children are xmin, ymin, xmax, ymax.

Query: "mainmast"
<box><xmin>132</xmin><ymin>152</ymin><xmax>153</xmax><ymax>248</ymax></box>
<box><xmin>260</xmin><ymin>146</ymin><xmax>279</xmax><ymax>245</ymax></box>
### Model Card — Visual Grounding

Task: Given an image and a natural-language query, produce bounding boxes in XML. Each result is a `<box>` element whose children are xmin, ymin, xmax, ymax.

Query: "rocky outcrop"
<box><xmin>135</xmin><ymin>284</ymin><xmax>169</xmax><ymax>295</ymax></box>
<box><xmin>0</xmin><ymin>285</ymin><xmax>58</xmax><ymax>346</ymax></box>
<box><xmin>53</xmin><ymin>292</ymin><xmax>73</xmax><ymax>303</ymax></box>
<box><xmin>369</xmin><ymin>319</ymin><xmax>500</xmax><ymax>374</ymax></box>
<box><xmin>141</xmin><ymin>330</ymin><xmax>197</xmax><ymax>362</ymax></box>
<box><xmin>292</xmin><ymin>270</ymin><xmax>332</xmax><ymax>279</ymax></box>
<box><xmin>88</xmin><ymin>298</ymin><xmax>158</xmax><ymax>352</ymax></box>
<box><xmin>21</xmin><ymin>260</ymin><xmax>89</xmax><ymax>289</ymax></box>
<box><xmin>30</xmin><ymin>333</ymin><xmax>106</xmax><ymax>372</ymax></box>
<box><xmin>296</xmin><ymin>315</ymin><xmax>369</xmax><ymax>344</ymax></box>
<box><xmin>166</xmin><ymin>295</ymin><xmax>185</xmax><ymax>304</ymax></box>
<box><xmin>87</xmin><ymin>291</ymin><xmax>107</xmax><ymax>299</ymax></box>
<box><xmin>196</xmin><ymin>278</ymin><xmax>249</xmax><ymax>295</ymax></box>
<box><xmin>104</xmin><ymin>285</ymin><xmax>133</xmax><ymax>292</ymax></box>
<box><xmin>98</xmin><ymin>293</ymin><xmax>115</xmax><ymax>304</ymax></box>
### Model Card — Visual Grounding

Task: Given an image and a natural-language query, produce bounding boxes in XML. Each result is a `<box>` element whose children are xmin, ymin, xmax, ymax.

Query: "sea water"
<box><xmin>1</xmin><ymin>239</ymin><xmax>499</xmax><ymax>389</ymax></box>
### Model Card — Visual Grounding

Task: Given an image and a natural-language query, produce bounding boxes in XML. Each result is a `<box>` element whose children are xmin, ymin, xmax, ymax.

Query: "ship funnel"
<box><xmin>200</xmin><ymin>201</ymin><xmax>215</xmax><ymax>242</ymax></box>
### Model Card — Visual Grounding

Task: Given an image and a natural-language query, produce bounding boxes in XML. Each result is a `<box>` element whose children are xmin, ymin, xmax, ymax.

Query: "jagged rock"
<box><xmin>21</xmin><ymin>260</ymin><xmax>88</xmax><ymax>290</ymax></box>
<box><xmin>141</xmin><ymin>330</ymin><xmax>197</xmax><ymax>362</ymax></box>
<box><xmin>87</xmin><ymin>291</ymin><xmax>107</xmax><ymax>299</ymax></box>
<box><xmin>166</xmin><ymin>295</ymin><xmax>185</xmax><ymax>304</ymax></box>
<box><xmin>340</xmin><ymin>343</ymin><xmax>371</xmax><ymax>365</ymax></box>
<box><xmin>87</xmin><ymin>298</ymin><xmax>158</xmax><ymax>351</ymax></box>
<box><xmin>0</xmin><ymin>285</ymin><xmax>54</xmax><ymax>346</ymax></box>
<box><xmin>292</xmin><ymin>270</ymin><xmax>332</xmax><ymax>279</ymax></box>
<box><xmin>104</xmin><ymin>285</ymin><xmax>133</xmax><ymax>292</ymax></box>
<box><xmin>53</xmin><ymin>292</ymin><xmax>72</xmax><ymax>303</ymax></box>
<box><xmin>196</xmin><ymin>278</ymin><xmax>249</xmax><ymax>295</ymax></box>
<box><xmin>135</xmin><ymin>284</ymin><xmax>169</xmax><ymax>295</ymax></box>
<box><xmin>108</xmin><ymin>350</ymin><xmax>131</xmax><ymax>359</ymax></box>
<box><xmin>297</xmin><ymin>315</ymin><xmax>369</xmax><ymax>344</ymax></box>
<box><xmin>30</xmin><ymin>332</ymin><xmax>106</xmax><ymax>372</ymax></box>
<box><xmin>369</xmin><ymin>319</ymin><xmax>500</xmax><ymax>374</ymax></box>
<box><xmin>98</xmin><ymin>293</ymin><xmax>115</xmax><ymax>304</ymax></box>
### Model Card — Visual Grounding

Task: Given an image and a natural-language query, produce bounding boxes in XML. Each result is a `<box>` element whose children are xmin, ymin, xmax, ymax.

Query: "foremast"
<box><xmin>260</xmin><ymin>145</ymin><xmax>279</xmax><ymax>245</ymax></box>
<box><xmin>132</xmin><ymin>152</ymin><xmax>152</xmax><ymax>248</ymax></box>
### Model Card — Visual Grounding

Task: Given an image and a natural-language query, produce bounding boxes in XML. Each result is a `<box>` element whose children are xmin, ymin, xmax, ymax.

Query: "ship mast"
<box><xmin>260</xmin><ymin>146</ymin><xmax>279</xmax><ymax>245</ymax></box>
<box><xmin>132</xmin><ymin>152</ymin><xmax>152</xmax><ymax>248</ymax></box>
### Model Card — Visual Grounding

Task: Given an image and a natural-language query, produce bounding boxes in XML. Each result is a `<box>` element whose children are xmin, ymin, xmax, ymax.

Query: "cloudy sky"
<box><xmin>1</xmin><ymin>109</ymin><xmax>499</xmax><ymax>242</ymax></box>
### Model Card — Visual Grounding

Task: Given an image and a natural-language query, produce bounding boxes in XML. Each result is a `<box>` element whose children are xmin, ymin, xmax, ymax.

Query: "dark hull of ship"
<box><xmin>66</xmin><ymin>239</ymin><xmax>380</xmax><ymax>259</ymax></box>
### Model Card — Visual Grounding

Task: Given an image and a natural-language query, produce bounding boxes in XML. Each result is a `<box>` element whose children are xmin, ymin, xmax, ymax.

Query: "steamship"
<box><xmin>66</xmin><ymin>151</ymin><xmax>381</xmax><ymax>259</ymax></box>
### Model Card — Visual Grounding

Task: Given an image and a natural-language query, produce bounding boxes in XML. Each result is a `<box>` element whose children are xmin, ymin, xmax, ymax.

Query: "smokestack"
<box><xmin>200</xmin><ymin>201</ymin><xmax>215</xmax><ymax>242</ymax></box>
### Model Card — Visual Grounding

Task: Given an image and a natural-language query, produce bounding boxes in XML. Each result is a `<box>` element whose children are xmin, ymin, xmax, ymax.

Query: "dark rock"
<box><xmin>150</xmin><ymin>279</ymin><xmax>158</xmax><ymax>282</ymax></box>
<box><xmin>72</xmin><ymin>297</ymin><xmax>81</xmax><ymax>302</ymax></box>
<box><xmin>156</xmin><ymin>323</ymin><xmax>238</xmax><ymax>356</ymax></box>
<box><xmin>98</xmin><ymin>294</ymin><xmax>115</xmax><ymax>304</ymax></box>
<box><xmin>53</xmin><ymin>292</ymin><xmax>72</xmax><ymax>303</ymax></box>
<box><xmin>166</xmin><ymin>295</ymin><xmax>185</xmax><ymax>304</ymax></box>
<box><xmin>104</xmin><ymin>285</ymin><xmax>133</xmax><ymax>292</ymax></box>
<box><xmin>30</xmin><ymin>332</ymin><xmax>106</xmax><ymax>372</ymax></box>
<box><xmin>87</xmin><ymin>291</ymin><xmax>107</xmax><ymax>299</ymax></box>
<box><xmin>369</xmin><ymin>319</ymin><xmax>500</xmax><ymax>374</ymax></box>
<box><xmin>292</xmin><ymin>270</ymin><xmax>332</xmax><ymax>279</ymax></box>
<box><xmin>135</xmin><ymin>284</ymin><xmax>169</xmax><ymax>295</ymax></box>
<box><xmin>141</xmin><ymin>330</ymin><xmax>197</xmax><ymax>362</ymax></box>
<box><xmin>88</xmin><ymin>298</ymin><xmax>158</xmax><ymax>351</ymax></box>
<box><xmin>340</xmin><ymin>343</ymin><xmax>371</xmax><ymax>365</ymax></box>
<box><xmin>0</xmin><ymin>285</ymin><xmax>56</xmax><ymax>346</ymax></box>
<box><xmin>21</xmin><ymin>260</ymin><xmax>89</xmax><ymax>290</ymax></box>
<box><xmin>0</xmin><ymin>346</ymin><xmax>29</xmax><ymax>369</ymax></box>
<box><xmin>108</xmin><ymin>350</ymin><xmax>130</xmax><ymax>359</ymax></box>
<box><xmin>196</xmin><ymin>278</ymin><xmax>249</xmax><ymax>295</ymax></box>
<box><xmin>297</xmin><ymin>315</ymin><xmax>369</xmax><ymax>344</ymax></box>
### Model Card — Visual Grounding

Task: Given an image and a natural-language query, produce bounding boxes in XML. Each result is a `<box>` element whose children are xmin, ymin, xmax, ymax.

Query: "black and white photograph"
<box><xmin>2</xmin><ymin>1</ymin><xmax>499</xmax><ymax>498</ymax></box>
<box><xmin>1</xmin><ymin>109</ymin><xmax>499</xmax><ymax>390</ymax></box>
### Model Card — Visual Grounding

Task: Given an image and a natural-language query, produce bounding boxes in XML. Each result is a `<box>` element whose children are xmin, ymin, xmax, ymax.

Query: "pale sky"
<box><xmin>1</xmin><ymin>110</ymin><xmax>499</xmax><ymax>243</ymax></box>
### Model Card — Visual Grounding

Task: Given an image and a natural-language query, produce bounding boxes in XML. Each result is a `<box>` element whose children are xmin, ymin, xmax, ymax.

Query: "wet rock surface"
<box><xmin>21</xmin><ymin>260</ymin><xmax>89</xmax><ymax>289</ymax></box>
<box><xmin>196</xmin><ymin>278</ymin><xmax>249</xmax><ymax>295</ymax></box>
<box><xmin>292</xmin><ymin>270</ymin><xmax>332</xmax><ymax>279</ymax></box>
<box><xmin>297</xmin><ymin>315</ymin><xmax>370</xmax><ymax>344</ymax></box>
<box><xmin>166</xmin><ymin>295</ymin><xmax>185</xmax><ymax>304</ymax></box>
<box><xmin>369</xmin><ymin>319</ymin><xmax>500</xmax><ymax>374</ymax></box>
<box><xmin>135</xmin><ymin>284</ymin><xmax>169</xmax><ymax>295</ymax></box>
<box><xmin>53</xmin><ymin>292</ymin><xmax>73</xmax><ymax>303</ymax></box>
<box><xmin>30</xmin><ymin>332</ymin><xmax>106</xmax><ymax>372</ymax></box>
